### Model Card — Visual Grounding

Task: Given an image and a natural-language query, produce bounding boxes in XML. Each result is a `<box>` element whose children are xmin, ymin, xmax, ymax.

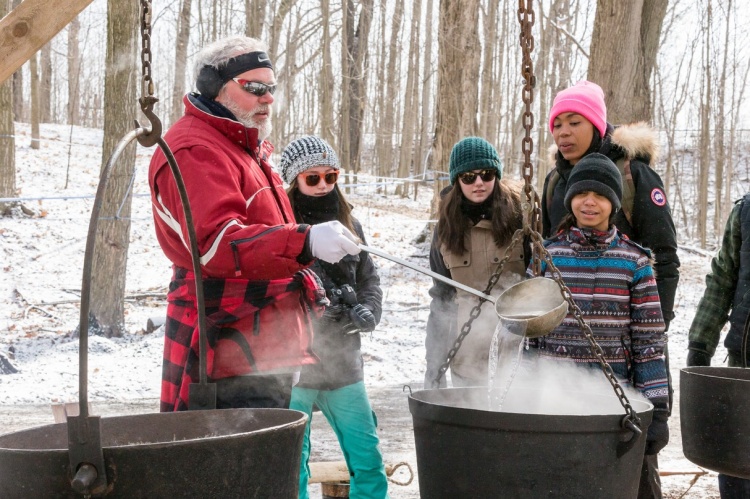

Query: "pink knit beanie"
<box><xmin>548</xmin><ymin>80</ymin><xmax>607</xmax><ymax>137</ymax></box>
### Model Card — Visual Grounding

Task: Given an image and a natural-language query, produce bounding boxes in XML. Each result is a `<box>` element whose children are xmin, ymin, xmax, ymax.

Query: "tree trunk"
<box><xmin>29</xmin><ymin>52</ymin><xmax>40</xmax><ymax>149</ymax></box>
<box><xmin>374</xmin><ymin>0</ymin><xmax>403</xmax><ymax>189</ymax></box>
<box><xmin>696</xmin><ymin>0</ymin><xmax>711</xmax><ymax>248</ymax></box>
<box><xmin>415</xmin><ymin>0</ymin><xmax>434</xmax><ymax>192</ymax></box>
<box><xmin>67</xmin><ymin>16</ymin><xmax>81</xmax><ymax>126</ymax></box>
<box><xmin>431</xmin><ymin>0</ymin><xmax>480</xmax><ymax>215</ymax></box>
<box><xmin>395</xmin><ymin>0</ymin><xmax>421</xmax><ymax>198</ymax></box>
<box><xmin>0</xmin><ymin>0</ymin><xmax>15</xmax><ymax>215</ymax></box>
<box><xmin>268</xmin><ymin>0</ymin><xmax>294</xmax><ymax>59</ymax></box>
<box><xmin>11</xmin><ymin>0</ymin><xmax>24</xmax><ymax>123</ymax></box>
<box><xmin>338</xmin><ymin>0</ymin><xmax>353</xmax><ymax>173</ymax></box>
<box><xmin>90</xmin><ymin>0</ymin><xmax>139</xmax><ymax>338</ymax></box>
<box><xmin>171</xmin><ymin>0</ymin><xmax>192</xmax><ymax>126</ymax></box>
<box><xmin>346</xmin><ymin>0</ymin><xmax>374</xmax><ymax>175</ymax></box>
<box><xmin>589</xmin><ymin>0</ymin><xmax>667</xmax><ymax>124</ymax></box>
<box><xmin>713</xmin><ymin>0</ymin><xmax>730</xmax><ymax>233</ymax></box>
<box><xmin>40</xmin><ymin>42</ymin><xmax>52</xmax><ymax>123</ymax></box>
<box><xmin>245</xmin><ymin>0</ymin><xmax>267</xmax><ymax>39</ymax></box>
<box><xmin>478</xmin><ymin>0</ymin><xmax>497</xmax><ymax>140</ymax></box>
<box><xmin>318</xmin><ymin>0</ymin><xmax>335</xmax><ymax>145</ymax></box>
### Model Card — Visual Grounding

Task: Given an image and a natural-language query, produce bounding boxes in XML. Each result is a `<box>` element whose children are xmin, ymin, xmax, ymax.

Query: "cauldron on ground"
<box><xmin>0</xmin><ymin>408</ymin><xmax>306</xmax><ymax>497</ymax></box>
<box><xmin>680</xmin><ymin>366</ymin><xmax>750</xmax><ymax>479</ymax></box>
<box><xmin>409</xmin><ymin>387</ymin><xmax>653</xmax><ymax>499</ymax></box>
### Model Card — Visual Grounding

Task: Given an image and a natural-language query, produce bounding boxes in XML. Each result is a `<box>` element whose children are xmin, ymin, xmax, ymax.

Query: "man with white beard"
<box><xmin>148</xmin><ymin>36</ymin><xmax>361</xmax><ymax>412</ymax></box>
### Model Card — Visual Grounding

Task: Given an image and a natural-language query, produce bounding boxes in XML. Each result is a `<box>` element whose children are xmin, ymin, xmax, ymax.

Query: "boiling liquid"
<box><xmin>487</xmin><ymin>321</ymin><xmax>527</xmax><ymax>411</ymax></box>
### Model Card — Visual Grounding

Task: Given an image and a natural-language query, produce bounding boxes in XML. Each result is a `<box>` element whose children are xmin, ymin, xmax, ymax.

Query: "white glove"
<box><xmin>308</xmin><ymin>221</ymin><xmax>361</xmax><ymax>263</ymax></box>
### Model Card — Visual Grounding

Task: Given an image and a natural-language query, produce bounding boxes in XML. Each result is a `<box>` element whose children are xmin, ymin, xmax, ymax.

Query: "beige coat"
<box><xmin>440</xmin><ymin>220</ymin><xmax>526</xmax><ymax>381</ymax></box>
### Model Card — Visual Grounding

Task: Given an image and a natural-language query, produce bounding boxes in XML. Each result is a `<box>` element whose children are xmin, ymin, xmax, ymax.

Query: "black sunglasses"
<box><xmin>232</xmin><ymin>78</ymin><xmax>277</xmax><ymax>97</ymax></box>
<box><xmin>300</xmin><ymin>171</ymin><xmax>339</xmax><ymax>187</ymax></box>
<box><xmin>458</xmin><ymin>169</ymin><xmax>497</xmax><ymax>185</ymax></box>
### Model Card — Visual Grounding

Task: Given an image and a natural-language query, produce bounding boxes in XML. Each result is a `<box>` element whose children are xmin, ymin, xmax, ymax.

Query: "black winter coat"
<box><xmin>541</xmin><ymin>122</ymin><xmax>680</xmax><ymax>328</ymax></box>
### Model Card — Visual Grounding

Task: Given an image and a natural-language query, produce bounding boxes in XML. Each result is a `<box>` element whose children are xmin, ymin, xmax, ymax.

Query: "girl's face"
<box><xmin>571</xmin><ymin>191</ymin><xmax>612</xmax><ymax>231</ymax></box>
<box><xmin>551</xmin><ymin>112</ymin><xmax>595</xmax><ymax>165</ymax></box>
<box><xmin>457</xmin><ymin>169</ymin><xmax>496</xmax><ymax>204</ymax></box>
<box><xmin>296</xmin><ymin>166</ymin><xmax>339</xmax><ymax>196</ymax></box>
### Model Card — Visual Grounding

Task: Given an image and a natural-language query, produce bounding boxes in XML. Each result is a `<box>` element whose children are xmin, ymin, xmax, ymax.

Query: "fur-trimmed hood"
<box><xmin>547</xmin><ymin>121</ymin><xmax>660</xmax><ymax>166</ymax></box>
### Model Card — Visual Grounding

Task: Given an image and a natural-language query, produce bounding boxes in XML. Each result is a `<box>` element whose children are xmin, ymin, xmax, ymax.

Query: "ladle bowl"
<box><xmin>494</xmin><ymin>277</ymin><xmax>568</xmax><ymax>338</ymax></box>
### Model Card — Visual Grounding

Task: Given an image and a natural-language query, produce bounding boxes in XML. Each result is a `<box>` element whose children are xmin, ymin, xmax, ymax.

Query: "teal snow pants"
<box><xmin>290</xmin><ymin>381</ymin><xmax>389</xmax><ymax>499</ymax></box>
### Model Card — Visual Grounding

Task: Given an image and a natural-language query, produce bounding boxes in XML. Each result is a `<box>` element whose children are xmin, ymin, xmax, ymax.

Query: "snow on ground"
<box><xmin>0</xmin><ymin>123</ymin><xmax>732</xmax><ymax>497</ymax></box>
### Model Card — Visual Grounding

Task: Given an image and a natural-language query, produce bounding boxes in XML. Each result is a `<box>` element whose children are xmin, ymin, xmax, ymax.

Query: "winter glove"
<box><xmin>348</xmin><ymin>304</ymin><xmax>377</xmax><ymax>333</ymax></box>
<box><xmin>308</xmin><ymin>221</ymin><xmax>361</xmax><ymax>264</ymax></box>
<box><xmin>645</xmin><ymin>410</ymin><xmax>670</xmax><ymax>455</ymax></box>
<box><xmin>687</xmin><ymin>348</ymin><xmax>712</xmax><ymax>367</ymax></box>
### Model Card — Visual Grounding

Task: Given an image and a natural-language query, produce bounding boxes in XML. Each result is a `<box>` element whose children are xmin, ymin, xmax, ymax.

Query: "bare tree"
<box><xmin>171</xmin><ymin>0</ymin><xmax>192</xmax><ymax>126</ymax></box>
<box><xmin>11</xmin><ymin>0</ymin><xmax>24</xmax><ymax>123</ymax></box>
<box><xmin>344</xmin><ymin>0</ymin><xmax>374</xmax><ymax>175</ymax></box>
<box><xmin>589</xmin><ymin>0</ymin><xmax>668</xmax><ymax>124</ymax></box>
<box><xmin>395</xmin><ymin>0</ymin><xmax>422</xmax><ymax>198</ymax></box>
<box><xmin>318</xmin><ymin>0</ymin><xmax>336</xmax><ymax>145</ymax></box>
<box><xmin>40</xmin><ymin>42</ymin><xmax>52</xmax><ymax>123</ymax></box>
<box><xmin>431</xmin><ymin>0</ymin><xmax>480</xmax><ymax>213</ymax></box>
<box><xmin>696</xmin><ymin>0</ymin><xmax>712</xmax><ymax>247</ymax></box>
<box><xmin>68</xmin><ymin>16</ymin><xmax>81</xmax><ymax>126</ymax></box>
<box><xmin>245</xmin><ymin>0</ymin><xmax>267</xmax><ymax>39</ymax></box>
<box><xmin>713</xmin><ymin>0</ymin><xmax>731</xmax><ymax>230</ymax></box>
<box><xmin>30</xmin><ymin>52</ymin><xmax>40</xmax><ymax>149</ymax></box>
<box><xmin>0</xmin><ymin>0</ymin><xmax>16</xmax><ymax>215</ymax></box>
<box><xmin>89</xmin><ymin>0</ymin><xmax>139</xmax><ymax>337</ymax></box>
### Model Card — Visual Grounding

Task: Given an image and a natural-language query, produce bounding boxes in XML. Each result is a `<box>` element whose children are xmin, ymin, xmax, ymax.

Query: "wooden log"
<box><xmin>308</xmin><ymin>461</ymin><xmax>410</xmax><ymax>484</ymax></box>
<box><xmin>0</xmin><ymin>0</ymin><xmax>95</xmax><ymax>84</ymax></box>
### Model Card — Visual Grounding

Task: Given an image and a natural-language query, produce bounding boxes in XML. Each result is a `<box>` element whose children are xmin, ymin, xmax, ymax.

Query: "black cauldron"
<box><xmin>409</xmin><ymin>387</ymin><xmax>652</xmax><ymax>499</ymax></box>
<box><xmin>680</xmin><ymin>366</ymin><xmax>750</xmax><ymax>479</ymax></box>
<box><xmin>0</xmin><ymin>408</ymin><xmax>306</xmax><ymax>498</ymax></box>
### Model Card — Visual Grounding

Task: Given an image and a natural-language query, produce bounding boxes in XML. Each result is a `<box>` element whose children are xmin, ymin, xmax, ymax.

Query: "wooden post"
<box><xmin>0</xmin><ymin>0</ymin><xmax>95</xmax><ymax>84</ymax></box>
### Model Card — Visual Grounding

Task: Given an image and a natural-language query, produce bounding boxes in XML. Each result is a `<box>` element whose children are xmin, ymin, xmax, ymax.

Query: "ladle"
<box><xmin>360</xmin><ymin>245</ymin><xmax>568</xmax><ymax>338</ymax></box>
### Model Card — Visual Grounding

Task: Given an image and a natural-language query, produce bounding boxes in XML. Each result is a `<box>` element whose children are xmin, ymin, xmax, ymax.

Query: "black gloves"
<box><xmin>687</xmin><ymin>349</ymin><xmax>712</xmax><ymax>367</ymax></box>
<box><xmin>348</xmin><ymin>304</ymin><xmax>376</xmax><ymax>332</ymax></box>
<box><xmin>645</xmin><ymin>410</ymin><xmax>669</xmax><ymax>455</ymax></box>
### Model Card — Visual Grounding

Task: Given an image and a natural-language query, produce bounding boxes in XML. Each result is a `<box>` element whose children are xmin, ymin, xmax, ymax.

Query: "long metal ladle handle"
<box><xmin>359</xmin><ymin>244</ymin><xmax>494</xmax><ymax>302</ymax></box>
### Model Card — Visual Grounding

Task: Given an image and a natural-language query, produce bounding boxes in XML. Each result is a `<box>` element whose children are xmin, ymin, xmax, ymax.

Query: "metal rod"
<box><xmin>359</xmin><ymin>244</ymin><xmax>494</xmax><ymax>302</ymax></box>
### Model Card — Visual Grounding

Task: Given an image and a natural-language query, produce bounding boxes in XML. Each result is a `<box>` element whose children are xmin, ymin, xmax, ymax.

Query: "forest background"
<box><xmin>0</xmin><ymin>0</ymin><xmax>748</xmax><ymax>339</ymax></box>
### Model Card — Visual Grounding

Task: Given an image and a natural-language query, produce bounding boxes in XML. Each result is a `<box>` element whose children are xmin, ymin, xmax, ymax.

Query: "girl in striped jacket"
<box><xmin>529</xmin><ymin>152</ymin><xmax>669</xmax><ymax>498</ymax></box>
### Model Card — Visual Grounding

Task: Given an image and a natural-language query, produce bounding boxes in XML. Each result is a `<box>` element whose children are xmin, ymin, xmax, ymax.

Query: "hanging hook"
<box><xmin>135</xmin><ymin>96</ymin><xmax>162</xmax><ymax>148</ymax></box>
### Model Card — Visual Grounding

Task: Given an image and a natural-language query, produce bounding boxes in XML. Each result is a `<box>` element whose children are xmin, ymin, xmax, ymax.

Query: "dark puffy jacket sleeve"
<box><xmin>626</xmin><ymin>161</ymin><xmax>680</xmax><ymax>328</ymax></box>
<box><xmin>541</xmin><ymin>172</ymin><xmax>553</xmax><ymax>238</ymax></box>
<box><xmin>353</xmin><ymin>221</ymin><xmax>383</xmax><ymax>325</ymax></box>
<box><xmin>424</xmin><ymin>227</ymin><xmax>458</xmax><ymax>387</ymax></box>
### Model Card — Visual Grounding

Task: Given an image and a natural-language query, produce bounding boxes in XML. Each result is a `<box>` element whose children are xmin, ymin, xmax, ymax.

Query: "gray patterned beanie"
<box><xmin>279</xmin><ymin>135</ymin><xmax>340</xmax><ymax>184</ymax></box>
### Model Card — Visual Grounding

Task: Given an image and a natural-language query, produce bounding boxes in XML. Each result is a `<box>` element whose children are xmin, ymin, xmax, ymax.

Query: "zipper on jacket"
<box><xmin>253</xmin><ymin>312</ymin><xmax>261</xmax><ymax>336</ymax></box>
<box><xmin>230</xmin><ymin>226</ymin><xmax>284</xmax><ymax>276</ymax></box>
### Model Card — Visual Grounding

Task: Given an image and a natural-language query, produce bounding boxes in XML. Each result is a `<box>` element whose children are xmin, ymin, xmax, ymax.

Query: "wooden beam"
<box><xmin>0</xmin><ymin>0</ymin><xmax>95</xmax><ymax>84</ymax></box>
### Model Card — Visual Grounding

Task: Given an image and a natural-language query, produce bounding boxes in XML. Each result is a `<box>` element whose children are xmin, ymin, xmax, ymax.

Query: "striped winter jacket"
<box><xmin>528</xmin><ymin>225</ymin><xmax>669</xmax><ymax>408</ymax></box>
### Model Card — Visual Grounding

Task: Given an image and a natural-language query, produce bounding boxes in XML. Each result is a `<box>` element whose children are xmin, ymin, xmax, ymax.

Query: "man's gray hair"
<box><xmin>192</xmin><ymin>35</ymin><xmax>269</xmax><ymax>84</ymax></box>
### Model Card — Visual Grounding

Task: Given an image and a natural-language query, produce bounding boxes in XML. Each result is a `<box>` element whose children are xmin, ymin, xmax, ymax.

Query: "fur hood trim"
<box><xmin>546</xmin><ymin>121</ymin><xmax>659</xmax><ymax>166</ymax></box>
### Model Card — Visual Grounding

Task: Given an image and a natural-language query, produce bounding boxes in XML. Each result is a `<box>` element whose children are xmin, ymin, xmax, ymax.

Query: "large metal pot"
<box><xmin>409</xmin><ymin>387</ymin><xmax>652</xmax><ymax>499</ymax></box>
<box><xmin>680</xmin><ymin>366</ymin><xmax>750</xmax><ymax>479</ymax></box>
<box><xmin>0</xmin><ymin>408</ymin><xmax>306</xmax><ymax>498</ymax></box>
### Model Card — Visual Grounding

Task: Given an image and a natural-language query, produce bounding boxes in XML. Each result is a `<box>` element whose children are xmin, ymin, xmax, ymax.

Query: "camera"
<box><xmin>329</xmin><ymin>284</ymin><xmax>358</xmax><ymax>308</ymax></box>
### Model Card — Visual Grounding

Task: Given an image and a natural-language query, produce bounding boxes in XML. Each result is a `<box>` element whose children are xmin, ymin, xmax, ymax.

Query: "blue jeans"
<box><xmin>290</xmin><ymin>381</ymin><xmax>389</xmax><ymax>499</ymax></box>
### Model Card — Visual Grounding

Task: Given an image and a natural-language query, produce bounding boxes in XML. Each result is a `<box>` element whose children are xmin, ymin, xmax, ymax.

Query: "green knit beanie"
<box><xmin>449</xmin><ymin>137</ymin><xmax>503</xmax><ymax>185</ymax></box>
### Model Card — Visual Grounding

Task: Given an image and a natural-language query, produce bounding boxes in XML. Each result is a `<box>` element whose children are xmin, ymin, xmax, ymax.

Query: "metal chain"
<box><xmin>140</xmin><ymin>0</ymin><xmax>155</xmax><ymax>99</ymax></box>
<box><xmin>137</xmin><ymin>0</ymin><xmax>162</xmax><ymax>147</ymax></box>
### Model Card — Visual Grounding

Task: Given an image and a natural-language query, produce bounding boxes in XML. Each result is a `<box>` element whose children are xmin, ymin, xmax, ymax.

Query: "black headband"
<box><xmin>216</xmin><ymin>51</ymin><xmax>274</xmax><ymax>81</ymax></box>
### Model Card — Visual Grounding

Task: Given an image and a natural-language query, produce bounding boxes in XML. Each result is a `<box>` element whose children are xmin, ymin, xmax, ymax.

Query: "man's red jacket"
<box><xmin>149</xmin><ymin>94</ymin><xmax>318</xmax><ymax>411</ymax></box>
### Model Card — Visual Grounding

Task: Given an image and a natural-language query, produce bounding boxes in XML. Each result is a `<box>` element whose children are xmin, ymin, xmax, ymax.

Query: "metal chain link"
<box><xmin>140</xmin><ymin>0</ymin><xmax>154</xmax><ymax>99</ymax></box>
